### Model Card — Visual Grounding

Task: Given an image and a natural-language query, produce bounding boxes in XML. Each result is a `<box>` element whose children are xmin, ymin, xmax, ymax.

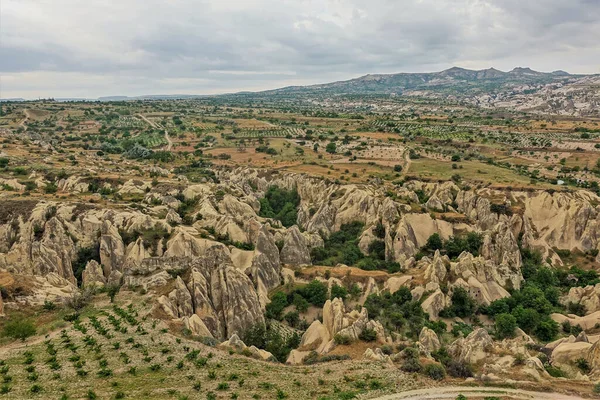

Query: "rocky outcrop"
<box><xmin>182</xmin><ymin>314</ymin><xmax>213</xmax><ymax>338</ymax></box>
<box><xmin>420</xmin><ymin>250</ymin><xmax>519</xmax><ymax>308</ymax></box>
<box><xmin>157</xmin><ymin>246</ymin><xmax>265</xmax><ymax>340</ymax></box>
<box><xmin>99</xmin><ymin>221</ymin><xmax>125</xmax><ymax>277</ymax></box>
<box><xmin>363</xmin><ymin>347</ymin><xmax>392</xmax><ymax>364</ymax></box>
<box><xmin>219</xmin><ymin>334</ymin><xmax>274</xmax><ymax>361</ymax></box>
<box><xmin>280</xmin><ymin>225</ymin><xmax>311</xmax><ymax>266</ymax></box>
<box><xmin>564</xmin><ymin>284</ymin><xmax>600</xmax><ymax>314</ymax></box>
<box><xmin>383</xmin><ymin>276</ymin><xmax>412</xmax><ymax>294</ymax></box>
<box><xmin>418</xmin><ymin>327</ymin><xmax>441</xmax><ymax>357</ymax></box>
<box><xmin>449</xmin><ymin>328</ymin><xmax>494</xmax><ymax>364</ymax></box>
<box><xmin>251</xmin><ymin>225</ymin><xmax>281</xmax><ymax>304</ymax></box>
<box><xmin>421</xmin><ymin>289</ymin><xmax>448</xmax><ymax>320</ymax></box>
<box><xmin>295</xmin><ymin>298</ymin><xmax>386</xmax><ymax>357</ymax></box>
<box><xmin>82</xmin><ymin>260</ymin><xmax>106</xmax><ymax>288</ymax></box>
<box><xmin>551</xmin><ymin>311</ymin><xmax>600</xmax><ymax>332</ymax></box>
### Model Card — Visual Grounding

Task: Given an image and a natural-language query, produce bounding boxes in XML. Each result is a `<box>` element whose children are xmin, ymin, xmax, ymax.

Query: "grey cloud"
<box><xmin>1</xmin><ymin>0</ymin><xmax>599</xmax><ymax>98</ymax></box>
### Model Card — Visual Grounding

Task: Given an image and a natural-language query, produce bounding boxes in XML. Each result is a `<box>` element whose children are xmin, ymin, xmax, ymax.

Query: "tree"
<box><xmin>535</xmin><ymin>318</ymin><xmax>559</xmax><ymax>341</ymax></box>
<box><xmin>266</xmin><ymin>292</ymin><xmax>288</xmax><ymax>320</ymax></box>
<box><xmin>511</xmin><ymin>306</ymin><xmax>540</xmax><ymax>334</ymax></box>
<box><xmin>106</xmin><ymin>284</ymin><xmax>121</xmax><ymax>303</ymax></box>
<box><xmin>325</xmin><ymin>142</ymin><xmax>337</xmax><ymax>154</ymax></box>
<box><xmin>298</xmin><ymin>280</ymin><xmax>328</xmax><ymax>307</ymax></box>
<box><xmin>426</xmin><ymin>233</ymin><xmax>443</xmax><ymax>251</ymax></box>
<box><xmin>330</xmin><ymin>284</ymin><xmax>348</xmax><ymax>301</ymax></box>
<box><xmin>258</xmin><ymin>186</ymin><xmax>300</xmax><ymax>228</ymax></box>
<box><xmin>495</xmin><ymin>313</ymin><xmax>517</xmax><ymax>339</ymax></box>
<box><xmin>449</xmin><ymin>287</ymin><xmax>476</xmax><ymax>318</ymax></box>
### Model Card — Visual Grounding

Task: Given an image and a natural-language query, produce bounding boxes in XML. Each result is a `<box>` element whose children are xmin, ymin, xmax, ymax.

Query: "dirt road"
<box><xmin>136</xmin><ymin>114</ymin><xmax>172</xmax><ymax>151</ymax></box>
<box><xmin>373</xmin><ymin>386</ymin><xmax>586</xmax><ymax>400</ymax></box>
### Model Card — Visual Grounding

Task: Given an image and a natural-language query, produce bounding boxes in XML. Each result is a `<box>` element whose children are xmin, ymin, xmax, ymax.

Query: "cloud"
<box><xmin>1</xmin><ymin>0</ymin><xmax>599</xmax><ymax>98</ymax></box>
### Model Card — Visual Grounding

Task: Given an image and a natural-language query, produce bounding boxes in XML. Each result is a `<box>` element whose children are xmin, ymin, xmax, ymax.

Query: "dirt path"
<box><xmin>0</xmin><ymin>329</ymin><xmax>62</xmax><ymax>358</ymax></box>
<box><xmin>373</xmin><ymin>386</ymin><xmax>586</xmax><ymax>400</ymax></box>
<box><xmin>18</xmin><ymin>109</ymin><xmax>31</xmax><ymax>131</ymax></box>
<box><xmin>136</xmin><ymin>114</ymin><xmax>172</xmax><ymax>151</ymax></box>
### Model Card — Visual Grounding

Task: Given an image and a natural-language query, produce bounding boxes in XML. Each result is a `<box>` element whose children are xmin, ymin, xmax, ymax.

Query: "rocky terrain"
<box><xmin>1</xmin><ymin>164</ymin><xmax>600</xmax><ymax>397</ymax></box>
<box><xmin>2</xmin><ymin>94</ymin><xmax>600</xmax><ymax>399</ymax></box>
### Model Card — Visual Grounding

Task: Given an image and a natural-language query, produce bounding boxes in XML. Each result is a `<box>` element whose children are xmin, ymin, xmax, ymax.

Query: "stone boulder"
<box><xmin>383</xmin><ymin>276</ymin><xmax>412</xmax><ymax>294</ymax></box>
<box><xmin>421</xmin><ymin>289</ymin><xmax>448</xmax><ymax>320</ymax></box>
<box><xmin>183</xmin><ymin>314</ymin><xmax>213</xmax><ymax>338</ymax></box>
<box><xmin>363</xmin><ymin>348</ymin><xmax>392</xmax><ymax>364</ymax></box>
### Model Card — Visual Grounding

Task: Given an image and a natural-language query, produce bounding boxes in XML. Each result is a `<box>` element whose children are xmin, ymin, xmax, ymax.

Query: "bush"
<box><xmin>425</xmin><ymin>233</ymin><xmax>443</xmax><ymax>251</ymax></box>
<box><xmin>446</xmin><ymin>360</ymin><xmax>473</xmax><ymax>378</ymax></box>
<box><xmin>296</xmin><ymin>280</ymin><xmax>328</xmax><ymax>307</ymax></box>
<box><xmin>535</xmin><ymin>318</ymin><xmax>559</xmax><ymax>342</ymax></box>
<box><xmin>440</xmin><ymin>288</ymin><xmax>476</xmax><ymax>318</ymax></box>
<box><xmin>330</xmin><ymin>284</ymin><xmax>348</xmax><ymax>301</ymax></box>
<box><xmin>423</xmin><ymin>363</ymin><xmax>446</xmax><ymax>381</ymax></box>
<box><xmin>242</xmin><ymin>323</ymin><xmax>300</xmax><ymax>362</ymax></box>
<box><xmin>1</xmin><ymin>319</ymin><xmax>36</xmax><ymax>341</ymax></box>
<box><xmin>72</xmin><ymin>245</ymin><xmax>101</xmax><ymax>286</ymax></box>
<box><xmin>495</xmin><ymin>313</ymin><xmax>517</xmax><ymax>339</ymax></box>
<box><xmin>265</xmin><ymin>292</ymin><xmax>288</xmax><ymax>320</ymax></box>
<box><xmin>334</xmin><ymin>334</ymin><xmax>352</xmax><ymax>345</ymax></box>
<box><xmin>358</xmin><ymin>328</ymin><xmax>377</xmax><ymax>342</ymax></box>
<box><xmin>576</xmin><ymin>358</ymin><xmax>591</xmax><ymax>373</ymax></box>
<box><xmin>401</xmin><ymin>357</ymin><xmax>422</xmax><ymax>373</ymax></box>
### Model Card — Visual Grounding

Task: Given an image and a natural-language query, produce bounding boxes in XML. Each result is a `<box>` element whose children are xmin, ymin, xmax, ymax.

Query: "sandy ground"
<box><xmin>374</xmin><ymin>386</ymin><xmax>587</xmax><ymax>400</ymax></box>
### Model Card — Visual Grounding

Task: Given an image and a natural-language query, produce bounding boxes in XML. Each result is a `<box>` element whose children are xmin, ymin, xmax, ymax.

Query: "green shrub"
<box><xmin>576</xmin><ymin>358</ymin><xmax>591</xmax><ymax>373</ymax></box>
<box><xmin>358</xmin><ymin>328</ymin><xmax>377</xmax><ymax>342</ymax></box>
<box><xmin>265</xmin><ymin>292</ymin><xmax>288</xmax><ymax>320</ymax></box>
<box><xmin>495</xmin><ymin>313</ymin><xmax>517</xmax><ymax>339</ymax></box>
<box><xmin>1</xmin><ymin>319</ymin><xmax>36</xmax><ymax>341</ymax></box>
<box><xmin>424</xmin><ymin>363</ymin><xmax>446</xmax><ymax>381</ymax></box>
<box><xmin>334</xmin><ymin>334</ymin><xmax>352</xmax><ymax>345</ymax></box>
<box><xmin>330</xmin><ymin>284</ymin><xmax>348</xmax><ymax>301</ymax></box>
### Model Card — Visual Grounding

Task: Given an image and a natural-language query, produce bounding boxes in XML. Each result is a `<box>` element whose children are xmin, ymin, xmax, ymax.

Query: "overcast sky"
<box><xmin>1</xmin><ymin>0</ymin><xmax>600</xmax><ymax>99</ymax></box>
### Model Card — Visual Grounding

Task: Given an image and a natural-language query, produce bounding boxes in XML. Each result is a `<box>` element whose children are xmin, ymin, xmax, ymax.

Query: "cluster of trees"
<box><xmin>266</xmin><ymin>280</ymin><xmax>329</xmax><ymax>320</ymax></box>
<box><xmin>483</xmin><ymin>249</ymin><xmax>598</xmax><ymax>341</ymax></box>
<box><xmin>258</xmin><ymin>186</ymin><xmax>300</xmax><ymax>228</ymax></box>
<box><xmin>364</xmin><ymin>287</ymin><xmax>445</xmax><ymax>339</ymax></box>
<box><xmin>421</xmin><ymin>232</ymin><xmax>483</xmax><ymax>259</ymax></box>
<box><xmin>242</xmin><ymin>323</ymin><xmax>300</xmax><ymax>363</ymax></box>
<box><xmin>310</xmin><ymin>221</ymin><xmax>401</xmax><ymax>273</ymax></box>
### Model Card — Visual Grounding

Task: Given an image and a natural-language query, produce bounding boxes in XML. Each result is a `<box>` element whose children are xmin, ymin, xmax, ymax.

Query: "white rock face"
<box><xmin>551</xmin><ymin>311</ymin><xmax>600</xmax><ymax>332</ymax></box>
<box><xmin>280</xmin><ymin>225</ymin><xmax>311</xmax><ymax>266</ymax></box>
<box><xmin>564</xmin><ymin>284</ymin><xmax>600</xmax><ymax>314</ymax></box>
<box><xmin>82</xmin><ymin>260</ymin><xmax>106</xmax><ymax>288</ymax></box>
<box><xmin>418</xmin><ymin>327</ymin><xmax>441</xmax><ymax>357</ymax></box>
<box><xmin>449</xmin><ymin>328</ymin><xmax>494</xmax><ymax>364</ymax></box>
<box><xmin>295</xmin><ymin>298</ymin><xmax>386</xmax><ymax>357</ymax></box>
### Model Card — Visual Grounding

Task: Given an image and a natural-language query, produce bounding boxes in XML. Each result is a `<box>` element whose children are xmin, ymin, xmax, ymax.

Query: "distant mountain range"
<box><xmin>3</xmin><ymin>67</ymin><xmax>598</xmax><ymax>105</ymax></box>
<box><xmin>258</xmin><ymin>66</ymin><xmax>589</xmax><ymax>97</ymax></box>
